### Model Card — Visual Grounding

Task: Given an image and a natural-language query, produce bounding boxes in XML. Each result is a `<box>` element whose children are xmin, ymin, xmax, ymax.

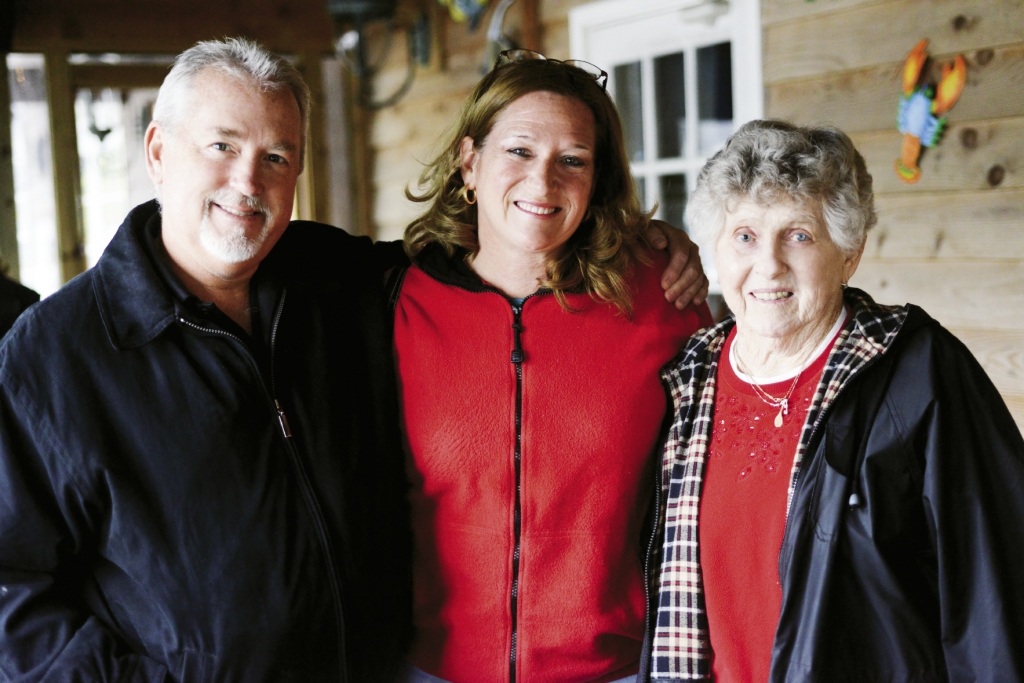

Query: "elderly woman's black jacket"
<box><xmin>644</xmin><ymin>288</ymin><xmax>1024</xmax><ymax>683</ymax></box>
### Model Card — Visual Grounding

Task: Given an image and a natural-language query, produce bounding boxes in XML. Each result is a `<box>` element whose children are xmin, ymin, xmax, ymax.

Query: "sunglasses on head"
<box><xmin>493</xmin><ymin>49</ymin><xmax>608</xmax><ymax>92</ymax></box>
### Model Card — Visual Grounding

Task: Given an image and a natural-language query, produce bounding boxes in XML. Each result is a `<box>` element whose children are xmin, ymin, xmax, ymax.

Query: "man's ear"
<box><xmin>145</xmin><ymin>122</ymin><xmax>165</xmax><ymax>187</ymax></box>
<box><xmin>459</xmin><ymin>136</ymin><xmax>477</xmax><ymax>189</ymax></box>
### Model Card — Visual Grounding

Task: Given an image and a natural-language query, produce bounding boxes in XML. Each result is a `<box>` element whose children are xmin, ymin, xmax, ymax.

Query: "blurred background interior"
<box><xmin>1</xmin><ymin>0</ymin><xmax>1021</xmax><ymax>428</ymax></box>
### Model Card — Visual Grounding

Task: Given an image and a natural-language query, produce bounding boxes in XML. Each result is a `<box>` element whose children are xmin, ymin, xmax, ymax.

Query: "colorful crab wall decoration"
<box><xmin>438</xmin><ymin>0</ymin><xmax>490</xmax><ymax>30</ymax></box>
<box><xmin>896</xmin><ymin>39</ymin><xmax>967</xmax><ymax>183</ymax></box>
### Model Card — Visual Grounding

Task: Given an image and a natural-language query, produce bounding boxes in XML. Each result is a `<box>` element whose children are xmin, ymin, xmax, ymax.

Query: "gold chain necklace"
<box><xmin>733</xmin><ymin>347</ymin><xmax>802</xmax><ymax>428</ymax></box>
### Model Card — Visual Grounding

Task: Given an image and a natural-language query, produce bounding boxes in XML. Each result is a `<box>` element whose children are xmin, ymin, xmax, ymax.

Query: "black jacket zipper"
<box><xmin>397</xmin><ymin>263</ymin><xmax>541</xmax><ymax>682</ymax></box>
<box><xmin>177</xmin><ymin>289</ymin><xmax>348</xmax><ymax>683</ymax></box>
<box><xmin>507</xmin><ymin>295</ymin><xmax>539</xmax><ymax>683</ymax></box>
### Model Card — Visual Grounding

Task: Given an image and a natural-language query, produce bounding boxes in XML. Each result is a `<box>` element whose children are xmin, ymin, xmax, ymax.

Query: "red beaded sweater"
<box><xmin>699</xmin><ymin>312</ymin><xmax>846</xmax><ymax>683</ymax></box>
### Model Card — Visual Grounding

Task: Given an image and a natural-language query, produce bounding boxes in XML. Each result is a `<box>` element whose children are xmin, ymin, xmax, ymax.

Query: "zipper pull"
<box><xmin>275</xmin><ymin>400</ymin><xmax>293</xmax><ymax>438</ymax></box>
<box><xmin>510</xmin><ymin>305</ymin><xmax>524</xmax><ymax>364</ymax></box>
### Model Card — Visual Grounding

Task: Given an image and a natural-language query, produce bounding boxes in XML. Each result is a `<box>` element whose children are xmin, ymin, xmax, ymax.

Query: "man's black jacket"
<box><xmin>0</xmin><ymin>201</ymin><xmax>412</xmax><ymax>682</ymax></box>
<box><xmin>0</xmin><ymin>272</ymin><xmax>39</xmax><ymax>337</ymax></box>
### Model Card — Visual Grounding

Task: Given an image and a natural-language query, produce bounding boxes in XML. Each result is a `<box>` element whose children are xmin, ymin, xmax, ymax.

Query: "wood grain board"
<box><xmin>371</xmin><ymin>94</ymin><xmax>466</xmax><ymax>150</ymax></box>
<box><xmin>850</xmin><ymin>260</ymin><xmax>1024</xmax><ymax>331</ymax></box>
<box><xmin>541</xmin><ymin>0</ymin><xmax>600</xmax><ymax>23</ymax></box>
<box><xmin>762</xmin><ymin>0</ymin><xmax>893</xmax><ymax>26</ymax></box>
<box><xmin>850</xmin><ymin>117</ymin><xmax>1024</xmax><ymax>195</ymax></box>
<box><xmin>766</xmin><ymin>44</ymin><xmax>1024</xmax><ymax>133</ymax></box>
<box><xmin>869</xmin><ymin>190</ymin><xmax>1024</xmax><ymax>260</ymax></box>
<box><xmin>763</xmin><ymin>0</ymin><xmax>1024</xmax><ymax>84</ymax></box>
<box><xmin>373</xmin><ymin>146</ymin><xmax>431</xmax><ymax>192</ymax></box>
<box><xmin>1006</xmin><ymin>397</ymin><xmax>1024</xmax><ymax>433</ymax></box>
<box><xmin>949</xmin><ymin>327</ymin><xmax>1024</xmax><ymax>396</ymax></box>
<box><xmin>44</xmin><ymin>51</ymin><xmax>88</xmax><ymax>284</ymax></box>
<box><xmin>543</xmin><ymin>18</ymin><xmax>572</xmax><ymax>60</ymax></box>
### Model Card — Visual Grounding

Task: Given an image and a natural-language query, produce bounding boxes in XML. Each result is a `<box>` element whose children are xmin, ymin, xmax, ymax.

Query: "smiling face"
<box><xmin>716</xmin><ymin>197</ymin><xmax>863</xmax><ymax>353</ymax></box>
<box><xmin>460</xmin><ymin>91</ymin><xmax>596</xmax><ymax>265</ymax></box>
<box><xmin>145</xmin><ymin>68</ymin><xmax>303</xmax><ymax>283</ymax></box>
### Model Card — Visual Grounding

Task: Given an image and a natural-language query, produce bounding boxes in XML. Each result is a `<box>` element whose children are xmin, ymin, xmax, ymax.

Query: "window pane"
<box><xmin>76</xmin><ymin>88</ymin><xmax>130</xmax><ymax>268</ymax></box>
<box><xmin>613</xmin><ymin>62</ymin><xmax>644</xmax><ymax>163</ymax></box>
<box><xmin>634</xmin><ymin>176</ymin><xmax>647</xmax><ymax>211</ymax></box>
<box><xmin>653</xmin><ymin>52</ymin><xmax>685</xmax><ymax>159</ymax></box>
<box><xmin>697</xmin><ymin>42</ymin><xmax>733</xmax><ymax>155</ymax></box>
<box><xmin>75</xmin><ymin>87</ymin><xmax>158</xmax><ymax>268</ymax></box>
<box><xmin>659</xmin><ymin>173</ymin><xmax>687</xmax><ymax>230</ymax></box>
<box><xmin>7</xmin><ymin>53</ymin><xmax>61</xmax><ymax>297</ymax></box>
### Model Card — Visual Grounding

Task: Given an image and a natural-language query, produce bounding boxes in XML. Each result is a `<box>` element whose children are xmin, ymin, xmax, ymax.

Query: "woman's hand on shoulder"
<box><xmin>647</xmin><ymin>220</ymin><xmax>709</xmax><ymax>309</ymax></box>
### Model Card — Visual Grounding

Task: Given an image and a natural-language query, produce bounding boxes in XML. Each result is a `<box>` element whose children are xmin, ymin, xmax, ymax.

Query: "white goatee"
<box><xmin>199</xmin><ymin>191</ymin><xmax>273</xmax><ymax>264</ymax></box>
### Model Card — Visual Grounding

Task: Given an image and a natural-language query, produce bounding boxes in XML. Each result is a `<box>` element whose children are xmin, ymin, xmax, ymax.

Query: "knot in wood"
<box><xmin>987</xmin><ymin>165</ymin><xmax>1005</xmax><ymax>188</ymax></box>
<box><xmin>960</xmin><ymin>128</ymin><xmax>978</xmax><ymax>149</ymax></box>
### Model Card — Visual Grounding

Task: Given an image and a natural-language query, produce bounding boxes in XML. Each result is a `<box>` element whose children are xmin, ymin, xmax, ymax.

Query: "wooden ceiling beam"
<box><xmin>70</xmin><ymin>64</ymin><xmax>171</xmax><ymax>90</ymax></box>
<box><xmin>11</xmin><ymin>1</ymin><xmax>335</xmax><ymax>55</ymax></box>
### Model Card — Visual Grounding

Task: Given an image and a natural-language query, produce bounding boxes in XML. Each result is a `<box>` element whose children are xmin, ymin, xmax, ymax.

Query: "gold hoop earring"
<box><xmin>462</xmin><ymin>187</ymin><xmax>477</xmax><ymax>205</ymax></box>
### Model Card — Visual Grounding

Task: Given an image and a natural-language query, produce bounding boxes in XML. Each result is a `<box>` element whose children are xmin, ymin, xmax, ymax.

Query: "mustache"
<box><xmin>203</xmin><ymin>191</ymin><xmax>272</xmax><ymax>219</ymax></box>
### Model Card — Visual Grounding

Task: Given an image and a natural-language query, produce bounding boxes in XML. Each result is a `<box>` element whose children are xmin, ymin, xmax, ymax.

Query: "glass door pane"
<box><xmin>75</xmin><ymin>87</ymin><xmax>158</xmax><ymax>267</ymax></box>
<box><xmin>76</xmin><ymin>88</ymin><xmax>129</xmax><ymax>268</ymax></box>
<box><xmin>653</xmin><ymin>52</ymin><xmax>685</xmax><ymax>159</ymax></box>
<box><xmin>613</xmin><ymin>62</ymin><xmax>644</xmax><ymax>163</ymax></box>
<box><xmin>658</xmin><ymin>173</ymin><xmax>687</xmax><ymax>230</ymax></box>
<box><xmin>697</xmin><ymin>42</ymin><xmax>733</xmax><ymax>155</ymax></box>
<box><xmin>7</xmin><ymin>53</ymin><xmax>61</xmax><ymax>297</ymax></box>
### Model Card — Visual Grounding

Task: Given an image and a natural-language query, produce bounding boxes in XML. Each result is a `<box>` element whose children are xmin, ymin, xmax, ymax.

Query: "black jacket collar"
<box><xmin>93</xmin><ymin>201</ymin><xmax>181</xmax><ymax>350</ymax></box>
<box><xmin>93</xmin><ymin>200</ymin><xmax>382</xmax><ymax>351</ymax></box>
<box><xmin>93</xmin><ymin>200</ymin><xmax>284</xmax><ymax>351</ymax></box>
<box><xmin>413</xmin><ymin>242</ymin><xmax>569</xmax><ymax>297</ymax></box>
<box><xmin>413</xmin><ymin>243</ymin><xmax>493</xmax><ymax>292</ymax></box>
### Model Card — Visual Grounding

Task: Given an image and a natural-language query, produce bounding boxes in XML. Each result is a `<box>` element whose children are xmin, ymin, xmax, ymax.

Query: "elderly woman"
<box><xmin>647</xmin><ymin>120</ymin><xmax>1024</xmax><ymax>683</ymax></box>
<box><xmin>389</xmin><ymin>51</ymin><xmax>713</xmax><ymax>683</ymax></box>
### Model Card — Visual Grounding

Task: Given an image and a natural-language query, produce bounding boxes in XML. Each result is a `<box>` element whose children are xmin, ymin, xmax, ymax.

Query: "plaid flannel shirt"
<box><xmin>650</xmin><ymin>287</ymin><xmax>907</xmax><ymax>679</ymax></box>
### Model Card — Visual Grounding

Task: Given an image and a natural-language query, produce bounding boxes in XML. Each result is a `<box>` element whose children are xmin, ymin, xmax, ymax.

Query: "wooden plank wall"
<box><xmin>365</xmin><ymin>0</ymin><xmax>588</xmax><ymax>242</ymax></box>
<box><xmin>363</xmin><ymin>0</ymin><xmax>1023</xmax><ymax>427</ymax></box>
<box><xmin>763</xmin><ymin>0</ymin><xmax>1024</xmax><ymax>430</ymax></box>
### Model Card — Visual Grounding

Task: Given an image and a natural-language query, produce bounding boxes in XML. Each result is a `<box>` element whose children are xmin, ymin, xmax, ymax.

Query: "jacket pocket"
<box><xmin>176</xmin><ymin>649</ymin><xmax>217</xmax><ymax>683</ymax></box>
<box><xmin>815</xmin><ymin>422</ymin><xmax>854</xmax><ymax>543</ymax></box>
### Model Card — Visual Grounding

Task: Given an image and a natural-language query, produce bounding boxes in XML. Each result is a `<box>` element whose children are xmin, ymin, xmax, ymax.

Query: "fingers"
<box><xmin>646</xmin><ymin>220</ymin><xmax>708</xmax><ymax>308</ymax></box>
<box><xmin>672</xmin><ymin>273</ymin><xmax>710</xmax><ymax>310</ymax></box>
<box><xmin>645</xmin><ymin>221</ymin><xmax>670</xmax><ymax>250</ymax></box>
<box><xmin>655</xmin><ymin>222</ymin><xmax>692</xmax><ymax>289</ymax></box>
<box><xmin>664</xmin><ymin>242</ymin><xmax>708</xmax><ymax>308</ymax></box>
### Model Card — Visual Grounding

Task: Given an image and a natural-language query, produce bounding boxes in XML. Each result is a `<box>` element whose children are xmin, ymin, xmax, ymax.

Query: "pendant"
<box><xmin>774</xmin><ymin>407</ymin><xmax>784</xmax><ymax>428</ymax></box>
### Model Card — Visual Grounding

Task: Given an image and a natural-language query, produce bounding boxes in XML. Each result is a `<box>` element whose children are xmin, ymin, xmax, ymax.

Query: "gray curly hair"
<box><xmin>685</xmin><ymin>120</ymin><xmax>876</xmax><ymax>256</ymax></box>
<box><xmin>153</xmin><ymin>37</ymin><xmax>311</xmax><ymax>167</ymax></box>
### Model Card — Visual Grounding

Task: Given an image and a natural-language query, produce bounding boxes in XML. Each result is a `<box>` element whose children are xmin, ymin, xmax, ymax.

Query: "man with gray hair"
<box><xmin>0</xmin><ymin>38</ymin><xmax>412</xmax><ymax>681</ymax></box>
<box><xmin>0</xmin><ymin>34</ymin><xmax>709</xmax><ymax>682</ymax></box>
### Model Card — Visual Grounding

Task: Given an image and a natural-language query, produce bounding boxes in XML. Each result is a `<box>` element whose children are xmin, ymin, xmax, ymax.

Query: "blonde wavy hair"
<box><xmin>404</xmin><ymin>58</ymin><xmax>650</xmax><ymax>313</ymax></box>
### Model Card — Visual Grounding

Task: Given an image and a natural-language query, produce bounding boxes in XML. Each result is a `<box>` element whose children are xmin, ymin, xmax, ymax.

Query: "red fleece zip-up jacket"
<box><xmin>393</xmin><ymin>245</ymin><xmax>712</xmax><ymax>683</ymax></box>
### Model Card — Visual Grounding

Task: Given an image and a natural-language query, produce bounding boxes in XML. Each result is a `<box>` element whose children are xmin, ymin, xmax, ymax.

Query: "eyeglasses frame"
<box><xmin>493</xmin><ymin>49</ymin><xmax>609</xmax><ymax>92</ymax></box>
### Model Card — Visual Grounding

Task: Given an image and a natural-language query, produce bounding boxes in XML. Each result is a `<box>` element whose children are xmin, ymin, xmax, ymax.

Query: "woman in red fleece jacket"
<box><xmin>391</xmin><ymin>51</ymin><xmax>713</xmax><ymax>683</ymax></box>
